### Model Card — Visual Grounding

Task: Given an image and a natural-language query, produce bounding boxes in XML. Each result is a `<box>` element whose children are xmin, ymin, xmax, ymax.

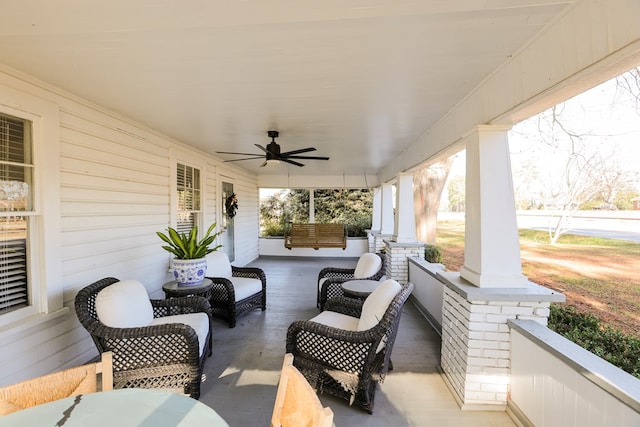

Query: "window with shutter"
<box><xmin>0</xmin><ymin>114</ymin><xmax>33</xmax><ymax>315</ymax></box>
<box><xmin>176</xmin><ymin>163</ymin><xmax>201</xmax><ymax>234</ymax></box>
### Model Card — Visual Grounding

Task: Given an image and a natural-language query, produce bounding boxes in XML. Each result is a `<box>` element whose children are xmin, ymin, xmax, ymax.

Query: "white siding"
<box><xmin>0</xmin><ymin>69</ymin><xmax>259</xmax><ymax>385</ymax></box>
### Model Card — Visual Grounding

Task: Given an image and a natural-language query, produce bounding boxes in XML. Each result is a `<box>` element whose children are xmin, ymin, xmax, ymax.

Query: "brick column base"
<box><xmin>383</xmin><ymin>240</ymin><xmax>425</xmax><ymax>283</ymax></box>
<box><xmin>437</xmin><ymin>272</ymin><xmax>564</xmax><ymax>410</ymax></box>
<box><xmin>367</xmin><ymin>231</ymin><xmax>393</xmax><ymax>254</ymax></box>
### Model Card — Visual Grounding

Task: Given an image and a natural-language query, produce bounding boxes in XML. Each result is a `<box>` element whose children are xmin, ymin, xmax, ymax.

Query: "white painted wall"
<box><xmin>259</xmin><ymin>237</ymin><xmax>366</xmax><ymax>258</ymax></box>
<box><xmin>408</xmin><ymin>258</ymin><xmax>444</xmax><ymax>333</ymax></box>
<box><xmin>509</xmin><ymin>320</ymin><xmax>640</xmax><ymax>427</ymax></box>
<box><xmin>0</xmin><ymin>68</ymin><xmax>260</xmax><ymax>386</ymax></box>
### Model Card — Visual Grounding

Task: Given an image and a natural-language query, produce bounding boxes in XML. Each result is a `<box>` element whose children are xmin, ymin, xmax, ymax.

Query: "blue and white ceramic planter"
<box><xmin>171</xmin><ymin>258</ymin><xmax>207</xmax><ymax>286</ymax></box>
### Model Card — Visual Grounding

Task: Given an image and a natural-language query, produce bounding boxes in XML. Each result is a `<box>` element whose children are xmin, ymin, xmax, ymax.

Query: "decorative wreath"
<box><xmin>225</xmin><ymin>193</ymin><xmax>238</xmax><ymax>219</ymax></box>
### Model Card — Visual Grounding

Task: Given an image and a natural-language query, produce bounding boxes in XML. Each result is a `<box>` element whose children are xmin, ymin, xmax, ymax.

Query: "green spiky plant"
<box><xmin>157</xmin><ymin>222</ymin><xmax>223</xmax><ymax>259</ymax></box>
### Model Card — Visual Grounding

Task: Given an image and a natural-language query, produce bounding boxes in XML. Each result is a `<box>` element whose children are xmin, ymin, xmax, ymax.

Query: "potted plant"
<box><xmin>157</xmin><ymin>222</ymin><xmax>223</xmax><ymax>286</ymax></box>
<box><xmin>424</xmin><ymin>244</ymin><xmax>445</xmax><ymax>270</ymax></box>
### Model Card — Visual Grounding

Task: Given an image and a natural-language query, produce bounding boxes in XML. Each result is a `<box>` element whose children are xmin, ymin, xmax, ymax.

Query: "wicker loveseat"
<box><xmin>287</xmin><ymin>280</ymin><xmax>413</xmax><ymax>413</ymax></box>
<box><xmin>74</xmin><ymin>277</ymin><xmax>212</xmax><ymax>399</ymax></box>
<box><xmin>317</xmin><ymin>252</ymin><xmax>385</xmax><ymax>310</ymax></box>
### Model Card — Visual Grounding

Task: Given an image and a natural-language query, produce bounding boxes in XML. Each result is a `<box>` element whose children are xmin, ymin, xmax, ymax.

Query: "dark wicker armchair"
<box><xmin>205</xmin><ymin>251</ymin><xmax>267</xmax><ymax>328</ymax></box>
<box><xmin>317</xmin><ymin>252</ymin><xmax>385</xmax><ymax>310</ymax></box>
<box><xmin>288</xmin><ymin>280</ymin><xmax>413</xmax><ymax>414</ymax></box>
<box><xmin>74</xmin><ymin>277</ymin><xmax>212</xmax><ymax>399</ymax></box>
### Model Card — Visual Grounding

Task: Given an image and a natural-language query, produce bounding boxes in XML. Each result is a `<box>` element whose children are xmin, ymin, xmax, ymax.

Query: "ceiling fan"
<box><xmin>217</xmin><ymin>130</ymin><xmax>329</xmax><ymax>167</ymax></box>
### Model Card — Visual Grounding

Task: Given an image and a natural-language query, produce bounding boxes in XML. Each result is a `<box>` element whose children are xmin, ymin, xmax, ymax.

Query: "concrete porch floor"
<box><xmin>199</xmin><ymin>256</ymin><xmax>517</xmax><ymax>426</ymax></box>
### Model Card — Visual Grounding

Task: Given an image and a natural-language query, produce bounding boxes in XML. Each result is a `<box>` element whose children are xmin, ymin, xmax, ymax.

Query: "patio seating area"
<box><xmin>198</xmin><ymin>256</ymin><xmax>517</xmax><ymax>426</ymax></box>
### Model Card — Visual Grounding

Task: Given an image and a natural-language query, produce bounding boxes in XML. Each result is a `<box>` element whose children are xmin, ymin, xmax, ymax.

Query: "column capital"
<box><xmin>463</xmin><ymin>124</ymin><xmax>512</xmax><ymax>139</ymax></box>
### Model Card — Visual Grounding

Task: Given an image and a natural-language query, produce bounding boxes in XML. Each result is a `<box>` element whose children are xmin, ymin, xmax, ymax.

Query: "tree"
<box><xmin>510</xmin><ymin>68</ymin><xmax>640</xmax><ymax>244</ymax></box>
<box><xmin>413</xmin><ymin>158</ymin><xmax>454</xmax><ymax>244</ymax></box>
<box><xmin>259</xmin><ymin>189</ymin><xmax>309</xmax><ymax>236</ymax></box>
<box><xmin>314</xmin><ymin>189</ymin><xmax>372</xmax><ymax>236</ymax></box>
<box><xmin>259</xmin><ymin>188</ymin><xmax>372</xmax><ymax>237</ymax></box>
<box><xmin>447</xmin><ymin>175</ymin><xmax>465</xmax><ymax>212</ymax></box>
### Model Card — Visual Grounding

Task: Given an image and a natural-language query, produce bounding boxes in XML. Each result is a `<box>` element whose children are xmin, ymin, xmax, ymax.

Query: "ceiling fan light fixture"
<box><xmin>216</xmin><ymin>129</ymin><xmax>329</xmax><ymax>167</ymax></box>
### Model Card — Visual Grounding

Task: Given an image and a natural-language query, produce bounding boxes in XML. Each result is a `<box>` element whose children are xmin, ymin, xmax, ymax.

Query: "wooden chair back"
<box><xmin>0</xmin><ymin>351</ymin><xmax>113</xmax><ymax>416</ymax></box>
<box><xmin>271</xmin><ymin>353</ymin><xmax>333</xmax><ymax>427</ymax></box>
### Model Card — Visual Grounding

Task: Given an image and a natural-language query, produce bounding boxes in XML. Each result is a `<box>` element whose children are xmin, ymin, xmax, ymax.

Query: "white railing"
<box><xmin>258</xmin><ymin>236</ymin><xmax>367</xmax><ymax>257</ymax></box>
<box><xmin>407</xmin><ymin>257</ymin><xmax>444</xmax><ymax>334</ymax></box>
<box><xmin>406</xmin><ymin>257</ymin><xmax>640</xmax><ymax>426</ymax></box>
<box><xmin>509</xmin><ymin>319</ymin><xmax>640</xmax><ymax>427</ymax></box>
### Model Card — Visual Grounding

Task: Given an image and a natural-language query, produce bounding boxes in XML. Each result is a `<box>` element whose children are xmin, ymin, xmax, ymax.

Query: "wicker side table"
<box><xmin>163</xmin><ymin>278</ymin><xmax>214</xmax><ymax>299</ymax></box>
<box><xmin>340</xmin><ymin>279</ymin><xmax>381</xmax><ymax>299</ymax></box>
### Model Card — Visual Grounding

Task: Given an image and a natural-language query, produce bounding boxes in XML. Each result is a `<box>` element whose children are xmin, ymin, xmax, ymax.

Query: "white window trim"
<box><xmin>0</xmin><ymin>87</ymin><xmax>65</xmax><ymax>334</ymax></box>
<box><xmin>170</xmin><ymin>151</ymin><xmax>205</xmax><ymax>232</ymax></box>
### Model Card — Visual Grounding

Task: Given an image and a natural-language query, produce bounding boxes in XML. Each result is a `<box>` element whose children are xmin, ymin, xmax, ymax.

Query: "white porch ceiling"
<box><xmin>0</xmin><ymin>1</ymin><xmax>575</xmax><ymax>178</ymax></box>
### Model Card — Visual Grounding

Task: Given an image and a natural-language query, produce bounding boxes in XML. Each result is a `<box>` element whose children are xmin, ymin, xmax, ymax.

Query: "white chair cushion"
<box><xmin>357</xmin><ymin>279</ymin><xmax>402</xmax><ymax>332</ymax></box>
<box><xmin>206</xmin><ymin>251</ymin><xmax>232</xmax><ymax>279</ymax></box>
<box><xmin>231</xmin><ymin>277</ymin><xmax>262</xmax><ymax>301</ymax></box>
<box><xmin>310</xmin><ymin>311</ymin><xmax>359</xmax><ymax>331</ymax></box>
<box><xmin>318</xmin><ymin>277</ymin><xmax>327</xmax><ymax>292</ymax></box>
<box><xmin>353</xmin><ymin>253</ymin><xmax>382</xmax><ymax>279</ymax></box>
<box><xmin>149</xmin><ymin>313</ymin><xmax>210</xmax><ymax>356</ymax></box>
<box><xmin>95</xmin><ymin>280</ymin><xmax>154</xmax><ymax>328</ymax></box>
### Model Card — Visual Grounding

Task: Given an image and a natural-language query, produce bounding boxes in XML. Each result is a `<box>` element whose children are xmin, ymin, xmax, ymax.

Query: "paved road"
<box><xmin>516</xmin><ymin>214</ymin><xmax>640</xmax><ymax>243</ymax></box>
<box><xmin>439</xmin><ymin>212</ymin><xmax>640</xmax><ymax>242</ymax></box>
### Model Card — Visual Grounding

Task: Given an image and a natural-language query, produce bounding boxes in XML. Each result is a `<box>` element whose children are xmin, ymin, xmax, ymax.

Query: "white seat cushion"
<box><xmin>149</xmin><ymin>313</ymin><xmax>210</xmax><ymax>356</ymax></box>
<box><xmin>318</xmin><ymin>277</ymin><xmax>327</xmax><ymax>292</ymax></box>
<box><xmin>310</xmin><ymin>311</ymin><xmax>359</xmax><ymax>331</ymax></box>
<box><xmin>357</xmin><ymin>279</ymin><xmax>401</xmax><ymax>332</ymax></box>
<box><xmin>231</xmin><ymin>277</ymin><xmax>263</xmax><ymax>301</ymax></box>
<box><xmin>95</xmin><ymin>280</ymin><xmax>154</xmax><ymax>328</ymax></box>
<box><xmin>353</xmin><ymin>253</ymin><xmax>382</xmax><ymax>279</ymax></box>
<box><xmin>206</xmin><ymin>251</ymin><xmax>232</xmax><ymax>279</ymax></box>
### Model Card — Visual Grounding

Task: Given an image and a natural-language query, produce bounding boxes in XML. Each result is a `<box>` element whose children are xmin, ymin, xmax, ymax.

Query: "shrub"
<box><xmin>548</xmin><ymin>304</ymin><xmax>640</xmax><ymax>379</ymax></box>
<box><xmin>424</xmin><ymin>244</ymin><xmax>443</xmax><ymax>263</ymax></box>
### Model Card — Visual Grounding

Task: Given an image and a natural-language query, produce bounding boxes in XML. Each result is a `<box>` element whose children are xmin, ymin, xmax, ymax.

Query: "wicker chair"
<box><xmin>271</xmin><ymin>353</ymin><xmax>334</xmax><ymax>427</ymax></box>
<box><xmin>287</xmin><ymin>280</ymin><xmax>413</xmax><ymax>414</ymax></box>
<box><xmin>205</xmin><ymin>251</ymin><xmax>267</xmax><ymax>328</ymax></box>
<box><xmin>317</xmin><ymin>252</ymin><xmax>385</xmax><ymax>310</ymax></box>
<box><xmin>74</xmin><ymin>277</ymin><xmax>212</xmax><ymax>399</ymax></box>
<box><xmin>0</xmin><ymin>352</ymin><xmax>113</xmax><ymax>416</ymax></box>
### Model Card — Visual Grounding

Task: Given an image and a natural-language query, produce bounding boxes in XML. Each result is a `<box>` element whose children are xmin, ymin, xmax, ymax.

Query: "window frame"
<box><xmin>0</xmin><ymin>93</ymin><xmax>65</xmax><ymax>331</ymax></box>
<box><xmin>172</xmin><ymin>160</ymin><xmax>203</xmax><ymax>235</ymax></box>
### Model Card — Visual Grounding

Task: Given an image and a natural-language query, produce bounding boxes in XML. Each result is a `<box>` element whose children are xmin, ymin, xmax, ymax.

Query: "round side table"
<box><xmin>341</xmin><ymin>279</ymin><xmax>381</xmax><ymax>299</ymax></box>
<box><xmin>163</xmin><ymin>278</ymin><xmax>214</xmax><ymax>299</ymax></box>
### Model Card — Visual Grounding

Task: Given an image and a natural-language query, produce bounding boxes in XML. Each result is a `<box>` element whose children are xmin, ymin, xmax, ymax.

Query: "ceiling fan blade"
<box><xmin>280</xmin><ymin>147</ymin><xmax>316</xmax><ymax>156</ymax></box>
<box><xmin>281</xmin><ymin>158</ymin><xmax>305</xmax><ymax>167</ymax></box>
<box><xmin>217</xmin><ymin>151</ymin><xmax>263</xmax><ymax>156</ymax></box>
<box><xmin>222</xmin><ymin>156</ymin><xmax>266</xmax><ymax>162</ymax></box>
<box><xmin>254</xmin><ymin>144</ymin><xmax>268</xmax><ymax>153</ymax></box>
<box><xmin>285</xmin><ymin>155</ymin><xmax>330</xmax><ymax>161</ymax></box>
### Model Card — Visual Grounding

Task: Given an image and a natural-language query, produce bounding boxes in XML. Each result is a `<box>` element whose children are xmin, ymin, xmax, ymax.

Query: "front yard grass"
<box><xmin>436</xmin><ymin>220</ymin><xmax>640</xmax><ymax>339</ymax></box>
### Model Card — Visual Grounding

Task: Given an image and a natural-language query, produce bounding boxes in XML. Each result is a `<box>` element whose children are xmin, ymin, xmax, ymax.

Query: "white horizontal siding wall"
<box><xmin>0</xmin><ymin>69</ymin><xmax>259</xmax><ymax>385</ymax></box>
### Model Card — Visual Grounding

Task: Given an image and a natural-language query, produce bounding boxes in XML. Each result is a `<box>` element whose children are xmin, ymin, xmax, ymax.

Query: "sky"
<box><xmin>444</xmin><ymin>68</ymin><xmax>640</xmax><ymax>200</ymax></box>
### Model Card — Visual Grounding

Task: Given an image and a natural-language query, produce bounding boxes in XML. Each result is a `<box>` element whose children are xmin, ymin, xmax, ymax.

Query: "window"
<box><xmin>0</xmin><ymin>113</ymin><xmax>33</xmax><ymax>315</ymax></box>
<box><xmin>176</xmin><ymin>163</ymin><xmax>201</xmax><ymax>233</ymax></box>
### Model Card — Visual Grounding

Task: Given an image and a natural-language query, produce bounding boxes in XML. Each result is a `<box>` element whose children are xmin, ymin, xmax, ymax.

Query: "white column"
<box><xmin>371</xmin><ymin>187</ymin><xmax>381</xmax><ymax>231</ymax></box>
<box><xmin>380</xmin><ymin>182</ymin><xmax>394</xmax><ymax>236</ymax></box>
<box><xmin>460</xmin><ymin>125</ymin><xmax>527</xmax><ymax>288</ymax></box>
<box><xmin>309</xmin><ymin>189</ymin><xmax>315</xmax><ymax>223</ymax></box>
<box><xmin>392</xmin><ymin>173</ymin><xmax>418</xmax><ymax>243</ymax></box>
